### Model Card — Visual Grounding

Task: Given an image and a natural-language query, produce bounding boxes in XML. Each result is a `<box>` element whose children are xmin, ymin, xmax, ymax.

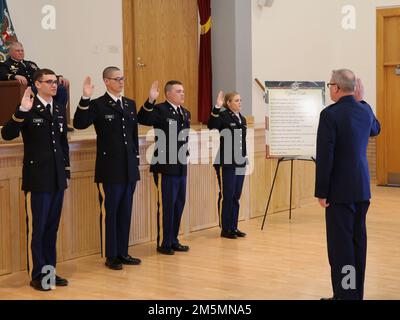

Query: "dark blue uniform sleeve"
<box><xmin>1</xmin><ymin>107</ymin><xmax>29</xmax><ymax>140</ymax></box>
<box><xmin>207</xmin><ymin>106</ymin><xmax>222</xmax><ymax>130</ymax></box>
<box><xmin>359</xmin><ymin>101</ymin><xmax>381</xmax><ymax>137</ymax></box>
<box><xmin>315</xmin><ymin>109</ymin><xmax>336</xmax><ymax>199</ymax></box>
<box><xmin>0</xmin><ymin>62</ymin><xmax>14</xmax><ymax>80</ymax></box>
<box><xmin>73</xmin><ymin>98</ymin><xmax>97</xmax><ymax>129</ymax></box>
<box><xmin>137</xmin><ymin>100</ymin><xmax>162</xmax><ymax>127</ymax></box>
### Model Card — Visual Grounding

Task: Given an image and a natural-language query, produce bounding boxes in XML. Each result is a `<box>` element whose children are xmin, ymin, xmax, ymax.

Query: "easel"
<box><xmin>254</xmin><ymin>78</ymin><xmax>321</xmax><ymax>230</ymax></box>
<box><xmin>260</xmin><ymin>157</ymin><xmax>315</xmax><ymax>230</ymax></box>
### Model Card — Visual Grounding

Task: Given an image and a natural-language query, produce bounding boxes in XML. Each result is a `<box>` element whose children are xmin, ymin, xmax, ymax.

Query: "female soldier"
<box><xmin>208</xmin><ymin>91</ymin><xmax>248</xmax><ymax>239</ymax></box>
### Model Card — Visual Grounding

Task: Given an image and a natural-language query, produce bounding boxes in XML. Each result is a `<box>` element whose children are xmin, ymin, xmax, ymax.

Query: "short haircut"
<box><xmin>8</xmin><ymin>41</ymin><xmax>23</xmax><ymax>51</ymax></box>
<box><xmin>331</xmin><ymin>69</ymin><xmax>356</xmax><ymax>92</ymax></box>
<box><xmin>164</xmin><ymin>80</ymin><xmax>183</xmax><ymax>95</ymax></box>
<box><xmin>103</xmin><ymin>66</ymin><xmax>120</xmax><ymax>79</ymax></box>
<box><xmin>223</xmin><ymin>92</ymin><xmax>239</xmax><ymax>108</ymax></box>
<box><xmin>33</xmin><ymin>68</ymin><xmax>56</xmax><ymax>82</ymax></box>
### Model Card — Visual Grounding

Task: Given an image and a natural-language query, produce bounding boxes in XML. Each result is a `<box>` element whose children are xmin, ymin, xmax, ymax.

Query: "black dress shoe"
<box><xmin>118</xmin><ymin>255</ymin><xmax>141</xmax><ymax>265</ymax></box>
<box><xmin>221</xmin><ymin>229</ymin><xmax>237</xmax><ymax>239</ymax></box>
<box><xmin>55</xmin><ymin>275</ymin><xmax>69</xmax><ymax>286</ymax></box>
<box><xmin>234</xmin><ymin>229</ymin><xmax>246</xmax><ymax>237</ymax></box>
<box><xmin>172</xmin><ymin>244</ymin><xmax>189</xmax><ymax>252</ymax></box>
<box><xmin>157</xmin><ymin>247</ymin><xmax>175</xmax><ymax>255</ymax></box>
<box><xmin>30</xmin><ymin>279</ymin><xmax>51</xmax><ymax>292</ymax></box>
<box><xmin>105</xmin><ymin>257</ymin><xmax>123</xmax><ymax>270</ymax></box>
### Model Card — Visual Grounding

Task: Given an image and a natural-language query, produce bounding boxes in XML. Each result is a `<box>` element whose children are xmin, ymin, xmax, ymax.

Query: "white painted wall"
<box><xmin>6</xmin><ymin>0</ymin><xmax>400</xmax><ymax>121</ymax></box>
<box><xmin>7</xmin><ymin>0</ymin><xmax>123</xmax><ymax>116</ymax></box>
<box><xmin>251</xmin><ymin>0</ymin><xmax>400</xmax><ymax>122</ymax></box>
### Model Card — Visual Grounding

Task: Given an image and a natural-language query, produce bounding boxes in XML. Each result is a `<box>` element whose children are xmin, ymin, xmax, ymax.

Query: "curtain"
<box><xmin>197</xmin><ymin>0</ymin><xmax>212</xmax><ymax>124</ymax></box>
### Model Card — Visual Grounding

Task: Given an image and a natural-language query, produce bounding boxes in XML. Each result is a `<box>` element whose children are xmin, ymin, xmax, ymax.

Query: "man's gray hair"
<box><xmin>8</xmin><ymin>41</ymin><xmax>23</xmax><ymax>51</ymax></box>
<box><xmin>331</xmin><ymin>69</ymin><xmax>356</xmax><ymax>92</ymax></box>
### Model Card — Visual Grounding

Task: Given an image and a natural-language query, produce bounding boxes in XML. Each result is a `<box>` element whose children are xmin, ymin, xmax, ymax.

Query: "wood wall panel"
<box><xmin>129</xmin><ymin>169</ymin><xmax>152</xmax><ymax>245</ymax></box>
<box><xmin>0</xmin><ymin>180</ymin><xmax>11</xmax><ymax>276</ymax></box>
<box><xmin>61</xmin><ymin>172</ymin><xmax>100</xmax><ymax>260</ymax></box>
<box><xmin>188</xmin><ymin>164</ymin><xmax>219</xmax><ymax>232</ymax></box>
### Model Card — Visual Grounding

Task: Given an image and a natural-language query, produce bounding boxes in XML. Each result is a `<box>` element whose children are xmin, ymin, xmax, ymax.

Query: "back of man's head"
<box><xmin>331</xmin><ymin>69</ymin><xmax>356</xmax><ymax>93</ymax></box>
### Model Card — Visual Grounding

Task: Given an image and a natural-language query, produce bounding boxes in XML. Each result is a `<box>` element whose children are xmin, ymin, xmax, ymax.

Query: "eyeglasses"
<box><xmin>327</xmin><ymin>83</ymin><xmax>338</xmax><ymax>89</ymax></box>
<box><xmin>106</xmin><ymin>77</ymin><xmax>125</xmax><ymax>82</ymax></box>
<box><xmin>38</xmin><ymin>80</ymin><xmax>58</xmax><ymax>86</ymax></box>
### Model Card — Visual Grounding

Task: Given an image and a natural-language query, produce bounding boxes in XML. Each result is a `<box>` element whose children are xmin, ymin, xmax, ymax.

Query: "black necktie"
<box><xmin>46</xmin><ymin>104</ymin><xmax>52</xmax><ymax>115</ymax></box>
<box><xmin>116</xmin><ymin>99</ymin><xmax>122</xmax><ymax>109</ymax></box>
<box><xmin>177</xmin><ymin>107</ymin><xmax>184</xmax><ymax>121</ymax></box>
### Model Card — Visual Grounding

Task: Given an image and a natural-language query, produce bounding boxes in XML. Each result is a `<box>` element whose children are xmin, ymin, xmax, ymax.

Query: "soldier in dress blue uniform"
<box><xmin>208</xmin><ymin>91</ymin><xmax>248</xmax><ymax>239</ymax></box>
<box><xmin>316</xmin><ymin>72</ymin><xmax>380</xmax><ymax>300</ymax></box>
<box><xmin>0</xmin><ymin>42</ymin><xmax>69</xmax><ymax>109</ymax></box>
<box><xmin>73</xmin><ymin>67</ymin><xmax>141</xmax><ymax>270</ymax></box>
<box><xmin>138</xmin><ymin>81</ymin><xmax>190</xmax><ymax>255</ymax></box>
<box><xmin>1</xmin><ymin>69</ymin><xmax>70</xmax><ymax>291</ymax></box>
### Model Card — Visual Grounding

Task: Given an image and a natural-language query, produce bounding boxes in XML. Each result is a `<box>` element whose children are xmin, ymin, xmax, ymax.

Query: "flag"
<box><xmin>0</xmin><ymin>0</ymin><xmax>17</xmax><ymax>62</ymax></box>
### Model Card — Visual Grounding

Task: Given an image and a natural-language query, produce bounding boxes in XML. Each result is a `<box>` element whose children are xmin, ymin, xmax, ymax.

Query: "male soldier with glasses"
<box><xmin>73</xmin><ymin>67</ymin><xmax>141</xmax><ymax>270</ymax></box>
<box><xmin>1</xmin><ymin>69</ymin><xmax>70</xmax><ymax>291</ymax></box>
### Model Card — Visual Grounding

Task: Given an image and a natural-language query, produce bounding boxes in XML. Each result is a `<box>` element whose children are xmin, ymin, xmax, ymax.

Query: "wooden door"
<box><xmin>377</xmin><ymin>8</ymin><xmax>400</xmax><ymax>185</ymax></box>
<box><xmin>123</xmin><ymin>0</ymin><xmax>199</xmax><ymax>123</ymax></box>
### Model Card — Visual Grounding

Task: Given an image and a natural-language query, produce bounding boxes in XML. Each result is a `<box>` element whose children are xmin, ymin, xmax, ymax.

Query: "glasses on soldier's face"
<box><xmin>38</xmin><ymin>79</ymin><xmax>59</xmax><ymax>86</ymax></box>
<box><xmin>107</xmin><ymin>77</ymin><xmax>125</xmax><ymax>82</ymax></box>
<box><xmin>327</xmin><ymin>83</ymin><xmax>338</xmax><ymax>89</ymax></box>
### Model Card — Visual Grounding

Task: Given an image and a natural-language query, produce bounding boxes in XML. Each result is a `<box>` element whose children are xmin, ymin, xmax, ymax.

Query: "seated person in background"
<box><xmin>0</xmin><ymin>41</ymin><xmax>69</xmax><ymax>109</ymax></box>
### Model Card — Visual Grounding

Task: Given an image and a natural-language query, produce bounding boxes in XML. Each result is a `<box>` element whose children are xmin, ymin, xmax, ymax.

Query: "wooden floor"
<box><xmin>1</xmin><ymin>185</ymin><xmax>399</xmax><ymax>300</ymax></box>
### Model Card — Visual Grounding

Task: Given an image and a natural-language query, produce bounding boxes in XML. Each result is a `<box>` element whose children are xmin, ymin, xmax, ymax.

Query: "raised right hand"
<box><xmin>82</xmin><ymin>76</ymin><xmax>94</xmax><ymax>97</ymax></box>
<box><xmin>354</xmin><ymin>78</ymin><xmax>365</xmax><ymax>102</ymax></box>
<box><xmin>21</xmin><ymin>87</ymin><xmax>34</xmax><ymax>111</ymax></box>
<box><xmin>149</xmin><ymin>81</ymin><xmax>160</xmax><ymax>103</ymax></box>
<box><xmin>216</xmin><ymin>91</ymin><xmax>224</xmax><ymax>108</ymax></box>
<box><xmin>15</xmin><ymin>75</ymin><xmax>28</xmax><ymax>86</ymax></box>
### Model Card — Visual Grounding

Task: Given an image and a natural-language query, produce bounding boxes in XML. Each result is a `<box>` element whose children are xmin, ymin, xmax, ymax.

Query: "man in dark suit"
<box><xmin>1</xmin><ymin>69</ymin><xmax>70</xmax><ymax>291</ymax></box>
<box><xmin>315</xmin><ymin>69</ymin><xmax>381</xmax><ymax>300</ymax></box>
<box><xmin>0</xmin><ymin>42</ymin><xmax>69</xmax><ymax>109</ymax></box>
<box><xmin>73</xmin><ymin>67</ymin><xmax>141</xmax><ymax>270</ymax></box>
<box><xmin>138</xmin><ymin>80</ymin><xmax>190</xmax><ymax>255</ymax></box>
<box><xmin>208</xmin><ymin>91</ymin><xmax>248</xmax><ymax>239</ymax></box>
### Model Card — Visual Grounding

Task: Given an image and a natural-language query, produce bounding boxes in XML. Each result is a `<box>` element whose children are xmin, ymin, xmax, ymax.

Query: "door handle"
<box><xmin>137</xmin><ymin>57</ymin><xmax>146</xmax><ymax>68</ymax></box>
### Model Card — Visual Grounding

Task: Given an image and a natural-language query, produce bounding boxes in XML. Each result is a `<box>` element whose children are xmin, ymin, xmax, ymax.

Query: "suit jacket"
<box><xmin>0</xmin><ymin>57</ymin><xmax>39</xmax><ymax>86</ymax></box>
<box><xmin>1</xmin><ymin>98</ymin><xmax>70</xmax><ymax>192</ymax></box>
<box><xmin>73</xmin><ymin>93</ymin><xmax>140</xmax><ymax>184</ymax></box>
<box><xmin>137</xmin><ymin>100</ymin><xmax>191</xmax><ymax>176</ymax></box>
<box><xmin>207</xmin><ymin>106</ymin><xmax>248</xmax><ymax>168</ymax></box>
<box><xmin>315</xmin><ymin>95</ymin><xmax>381</xmax><ymax>204</ymax></box>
